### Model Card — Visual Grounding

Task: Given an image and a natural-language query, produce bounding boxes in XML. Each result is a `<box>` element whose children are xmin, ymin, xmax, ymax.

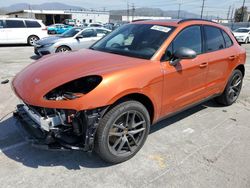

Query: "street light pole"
<box><xmin>241</xmin><ymin>0</ymin><xmax>246</xmax><ymax>22</ymax></box>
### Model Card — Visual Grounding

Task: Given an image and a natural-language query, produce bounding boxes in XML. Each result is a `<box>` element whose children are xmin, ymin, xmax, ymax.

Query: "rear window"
<box><xmin>25</xmin><ymin>20</ymin><xmax>41</xmax><ymax>28</ymax></box>
<box><xmin>96</xmin><ymin>29</ymin><xmax>110</xmax><ymax>34</ymax></box>
<box><xmin>6</xmin><ymin>20</ymin><xmax>25</xmax><ymax>28</ymax></box>
<box><xmin>204</xmin><ymin>25</ymin><xmax>225</xmax><ymax>52</ymax></box>
<box><xmin>222</xmin><ymin>30</ymin><xmax>233</xmax><ymax>48</ymax></box>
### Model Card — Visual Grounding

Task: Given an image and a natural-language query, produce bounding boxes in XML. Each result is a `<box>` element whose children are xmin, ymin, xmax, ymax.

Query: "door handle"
<box><xmin>228</xmin><ymin>55</ymin><xmax>237</xmax><ymax>60</ymax></box>
<box><xmin>199</xmin><ymin>62</ymin><xmax>208</xmax><ymax>68</ymax></box>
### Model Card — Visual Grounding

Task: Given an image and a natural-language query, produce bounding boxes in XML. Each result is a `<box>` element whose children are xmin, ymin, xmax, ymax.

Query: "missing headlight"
<box><xmin>44</xmin><ymin>75</ymin><xmax>102</xmax><ymax>100</ymax></box>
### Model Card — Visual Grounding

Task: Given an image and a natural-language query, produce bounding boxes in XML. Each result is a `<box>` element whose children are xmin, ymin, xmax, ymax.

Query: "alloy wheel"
<box><xmin>227</xmin><ymin>73</ymin><xmax>242</xmax><ymax>102</ymax></box>
<box><xmin>108</xmin><ymin>110</ymin><xmax>147</xmax><ymax>157</ymax></box>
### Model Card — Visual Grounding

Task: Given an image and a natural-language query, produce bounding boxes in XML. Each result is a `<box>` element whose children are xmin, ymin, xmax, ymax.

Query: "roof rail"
<box><xmin>178</xmin><ymin>18</ymin><xmax>217</xmax><ymax>24</ymax></box>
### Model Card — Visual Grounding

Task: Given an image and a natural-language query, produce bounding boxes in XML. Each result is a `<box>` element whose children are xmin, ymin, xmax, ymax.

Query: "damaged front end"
<box><xmin>14</xmin><ymin>103</ymin><xmax>108</xmax><ymax>151</ymax></box>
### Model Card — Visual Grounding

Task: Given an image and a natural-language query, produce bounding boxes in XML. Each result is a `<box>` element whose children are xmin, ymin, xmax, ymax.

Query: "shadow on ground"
<box><xmin>0</xmin><ymin>44</ymin><xmax>30</xmax><ymax>47</ymax></box>
<box><xmin>0</xmin><ymin>100</ymin><xmax>222</xmax><ymax>170</ymax></box>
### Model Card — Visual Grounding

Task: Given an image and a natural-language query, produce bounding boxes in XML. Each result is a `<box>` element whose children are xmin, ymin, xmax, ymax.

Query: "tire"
<box><xmin>55</xmin><ymin>46</ymin><xmax>71</xmax><ymax>53</ymax></box>
<box><xmin>95</xmin><ymin>100</ymin><xmax>150</xmax><ymax>163</ymax></box>
<box><xmin>245</xmin><ymin>37</ymin><xmax>249</xmax><ymax>44</ymax></box>
<box><xmin>215</xmin><ymin>69</ymin><xmax>243</xmax><ymax>106</ymax></box>
<box><xmin>28</xmin><ymin>35</ymin><xmax>39</xmax><ymax>46</ymax></box>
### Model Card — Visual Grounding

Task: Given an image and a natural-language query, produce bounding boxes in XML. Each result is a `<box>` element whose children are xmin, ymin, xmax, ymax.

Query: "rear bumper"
<box><xmin>14</xmin><ymin>104</ymin><xmax>106</xmax><ymax>151</ymax></box>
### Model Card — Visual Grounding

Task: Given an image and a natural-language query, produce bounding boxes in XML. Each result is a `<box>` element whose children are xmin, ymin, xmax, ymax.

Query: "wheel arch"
<box><xmin>235</xmin><ymin>64</ymin><xmax>245</xmax><ymax>77</ymax></box>
<box><xmin>105</xmin><ymin>93</ymin><xmax>155</xmax><ymax>124</ymax></box>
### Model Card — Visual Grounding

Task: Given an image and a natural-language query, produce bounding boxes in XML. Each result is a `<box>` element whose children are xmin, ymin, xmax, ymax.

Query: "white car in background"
<box><xmin>233</xmin><ymin>27</ymin><xmax>250</xmax><ymax>44</ymax></box>
<box><xmin>0</xmin><ymin>18</ymin><xmax>48</xmax><ymax>45</ymax></box>
<box><xmin>34</xmin><ymin>27</ymin><xmax>111</xmax><ymax>56</ymax></box>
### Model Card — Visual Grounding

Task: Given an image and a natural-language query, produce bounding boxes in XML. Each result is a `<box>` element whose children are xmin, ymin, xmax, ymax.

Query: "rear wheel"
<box><xmin>28</xmin><ymin>35</ymin><xmax>39</xmax><ymax>46</ymax></box>
<box><xmin>55</xmin><ymin>46</ymin><xmax>71</xmax><ymax>53</ymax></box>
<box><xmin>95</xmin><ymin>101</ymin><xmax>150</xmax><ymax>163</ymax></box>
<box><xmin>215</xmin><ymin>69</ymin><xmax>243</xmax><ymax>106</ymax></box>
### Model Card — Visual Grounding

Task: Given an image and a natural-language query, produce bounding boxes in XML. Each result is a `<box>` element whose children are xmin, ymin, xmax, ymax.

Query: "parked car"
<box><xmin>88</xmin><ymin>23</ymin><xmax>103</xmax><ymax>27</ymax></box>
<box><xmin>233</xmin><ymin>27</ymin><xmax>250</xmax><ymax>44</ymax></box>
<box><xmin>47</xmin><ymin>24</ymin><xmax>73</xmax><ymax>34</ymax></box>
<box><xmin>13</xmin><ymin>19</ymin><xmax>246</xmax><ymax>163</ymax></box>
<box><xmin>34</xmin><ymin>27</ymin><xmax>111</xmax><ymax>56</ymax></box>
<box><xmin>0</xmin><ymin>18</ymin><xmax>47</xmax><ymax>45</ymax></box>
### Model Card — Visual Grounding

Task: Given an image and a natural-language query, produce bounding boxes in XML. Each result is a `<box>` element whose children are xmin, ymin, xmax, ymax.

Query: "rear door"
<box><xmin>203</xmin><ymin>25</ymin><xmax>234</xmax><ymax>95</ymax></box>
<box><xmin>161</xmin><ymin>25</ymin><xmax>209</xmax><ymax>115</ymax></box>
<box><xmin>5</xmin><ymin>20</ymin><xmax>27</xmax><ymax>43</ymax></box>
<box><xmin>0</xmin><ymin>19</ymin><xmax>7</xmax><ymax>44</ymax></box>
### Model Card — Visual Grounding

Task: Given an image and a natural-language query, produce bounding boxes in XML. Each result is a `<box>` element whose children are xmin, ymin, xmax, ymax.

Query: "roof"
<box><xmin>133</xmin><ymin>18</ymin><xmax>221</xmax><ymax>27</ymax></box>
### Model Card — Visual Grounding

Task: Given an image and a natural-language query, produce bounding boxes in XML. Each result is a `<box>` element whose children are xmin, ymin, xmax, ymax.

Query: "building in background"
<box><xmin>6</xmin><ymin>9</ymin><xmax>109</xmax><ymax>25</ymax></box>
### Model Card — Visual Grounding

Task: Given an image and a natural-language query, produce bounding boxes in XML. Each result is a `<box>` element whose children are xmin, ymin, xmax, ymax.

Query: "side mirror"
<box><xmin>170</xmin><ymin>47</ymin><xmax>197</xmax><ymax>66</ymax></box>
<box><xmin>76</xmin><ymin>34</ymin><xmax>84</xmax><ymax>39</ymax></box>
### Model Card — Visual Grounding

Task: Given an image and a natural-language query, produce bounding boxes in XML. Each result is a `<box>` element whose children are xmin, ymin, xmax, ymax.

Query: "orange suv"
<box><xmin>12</xmin><ymin>19</ymin><xmax>246</xmax><ymax>163</ymax></box>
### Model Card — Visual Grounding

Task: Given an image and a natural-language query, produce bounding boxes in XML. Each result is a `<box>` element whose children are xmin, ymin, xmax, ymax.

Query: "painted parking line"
<box><xmin>0</xmin><ymin>141</ymin><xmax>27</xmax><ymax>153</ymax></box>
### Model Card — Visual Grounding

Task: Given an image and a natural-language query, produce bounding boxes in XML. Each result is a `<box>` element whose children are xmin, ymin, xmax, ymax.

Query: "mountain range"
<box><xmin>0</xmin><ymin>2</ymin><xmax>203</xmax><ymax>19</ymax></box>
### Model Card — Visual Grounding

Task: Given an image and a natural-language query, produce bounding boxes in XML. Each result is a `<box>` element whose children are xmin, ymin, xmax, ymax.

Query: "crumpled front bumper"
<box><xmin>13</xmin><ymin>104</ymin><xmax>106</xmax><ymax>151</ymax></box>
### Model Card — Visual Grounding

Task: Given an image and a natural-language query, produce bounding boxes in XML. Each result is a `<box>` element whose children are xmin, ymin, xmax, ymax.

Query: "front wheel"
<box><xmin>215</xmin><ymin>69</ymin><xmax>243</xmax><ymax>106</ymax></box>
<box><xmin>245</xmin><ymin>37</ymin><xmax>249</xmax><ymax>44</ymax></box>
<box><xmin>55</xmin><ymin>46</ymin><xmax>71</xmax><ymax>53</ymax></box>
<box><xmin>95</xmin><ymin>101</ymin><xmax>150</xmax><ymax>163</ymax></box>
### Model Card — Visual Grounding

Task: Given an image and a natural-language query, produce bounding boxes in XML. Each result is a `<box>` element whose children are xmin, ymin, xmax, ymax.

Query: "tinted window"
<box><xmin>6</xmin><ymin>20</ymin><xmax>25</xmax><ymax>28</ymax></box>
<box><xmin>81</xmin><ymin>29</ymin><xmax>97</xmax><ymax>37</ymax></box>
<box><xmin>0</xmin><ymin>20</ymin><xmax>4</xmax><ymax>28</ymax></box>
<box><xmin>222</xmin><ymin>30</ymin><xmax>233</xmax><ymax>48</ymax></box>
<box><xmin>96</xmin><ymin>29</ymin><xmax>109</xmax><ymax>34</ymax></box>
<box><xmin>204</xmin><ymin>26</ymin><xmax>225</xmax><ymax>52</ymax></box>
<box><xmin>173</xmin><ymin>26</ymin><xmax>202</xmax><ymax>54</ymax></box>
<box><xmin>25</xmin><ymin>20</ymin><xmax>41</xmax><ymax>28</ymax></box>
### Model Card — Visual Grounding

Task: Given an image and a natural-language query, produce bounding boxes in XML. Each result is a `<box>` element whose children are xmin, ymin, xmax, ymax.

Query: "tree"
<box><xmin>234</xmin><ymin>6</ymin><xmax>248</xmax><ymax>22</ymax></box>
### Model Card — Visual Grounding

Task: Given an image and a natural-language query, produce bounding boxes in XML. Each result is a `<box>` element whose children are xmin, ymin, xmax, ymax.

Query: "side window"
<box><xmin>222</xmin><ymin>30</ymin><xmax>233</xmax><ymax>48</ymax></box>
<box><xmin>81</xmin><ymin>29</ymin><xmax>97</xmax><ymax>38</ymax></box>
<box><xmin>6</xmin><ymin>20</ymin><xmax>25</xmax><ymax>28</ymax></box>
<box><xmin>204</xmin><ymin>26</ymin><xmax>225</xmax><ymax>52</ymax></box>
<box><xmin>173</xmin><ymin>26</ymin><xmax>202</xmax><ymax>54</ymax></box>
<box><xmin>25</xmin><ymin>20</ymin><xmax>41</xmax><ymax>28</ymax></box>
<box><xmin>0</xmin><ymin>20</ymin><xmax>4</xmax><ymax>28</ymax></box>
<box><xmin>96</xmin><ymin>29</ymin><xmax>109</xmax><ymax>34</ymax></box>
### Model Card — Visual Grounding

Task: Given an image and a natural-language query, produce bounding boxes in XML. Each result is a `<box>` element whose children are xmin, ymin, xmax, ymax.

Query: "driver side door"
<box><xmin>161</xmin><ymin>25</ymin><xmax>209</xmax><ymax>116</ymax></box>
<box><xmin>74</xmin><ymin>29</ymin><xmax>100</xmax><ymax>49</ymax></box>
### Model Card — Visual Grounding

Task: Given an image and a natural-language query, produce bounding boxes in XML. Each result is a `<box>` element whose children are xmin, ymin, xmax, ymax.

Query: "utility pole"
<box><xmin>177</xmin><ymin>0</ymin><xmax>183</xmax><ymax>19</ymax></box>
<box><xmin>132</xmin><ymin>3</ymin><xmax>135</xmax><ymax>21</ymax></box>
<box><xmin>200</xmin><ymin>0</ymin><xmax>205</xmax><ymax>19</ymax></box>
<box><xmin>241</xmin><ymin>0</ymin><xmax>246</xmax><ymax>22</ymax></box>
<box><xmin>230</xmin><ymin>7</ymin><xmax>235</xmax><ymax>22</ymax></box>
<box><xmin>127</xmin><ymin>2</ymin><xmax>130</xmax><ymax>22</ymax></box>
<box><xmin>227</xmin><ymin>6</ymin><xmax>231</xmax><ymax>20</ymax></box>
<box><xmin>177</xmin><ymin>3</ymin><xmax>181</xmax><ymax>19</ymax></box>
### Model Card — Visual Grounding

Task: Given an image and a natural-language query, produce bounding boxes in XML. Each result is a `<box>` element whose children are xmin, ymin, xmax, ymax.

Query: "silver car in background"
<box><xmin>34</xmin><ymin>27</ymin><xmax>111</xmax><ymax>56</ymax></box>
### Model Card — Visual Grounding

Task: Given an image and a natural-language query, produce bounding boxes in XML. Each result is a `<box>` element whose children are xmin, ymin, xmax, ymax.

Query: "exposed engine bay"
<box><xmin>14</xmin><ymin>103</ymin><xmax>108</xmax><ymax>151</ymax></box>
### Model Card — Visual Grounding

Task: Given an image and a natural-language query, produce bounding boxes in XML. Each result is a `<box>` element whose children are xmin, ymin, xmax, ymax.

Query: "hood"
<box><xmin>13</xmin><ymin>49</ymin><xmax>148</xmax><ymax>105</ymax></box>
<box><xmin>233</xmin><ymin>32</ymin><xmax>248</xmax><ymax>37</ymax></box>
<box><xmin>36</xmin><ymin>36</ymin><xmax>66</xmax><ymax>45</ymax></box>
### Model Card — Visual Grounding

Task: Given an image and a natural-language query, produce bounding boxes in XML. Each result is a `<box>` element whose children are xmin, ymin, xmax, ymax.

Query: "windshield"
<box><xmin>91</xmin><ymin>24</ymin><xmax>175</xmax><ymax>59</ymax></box>
<box><xmin>234</xmin><ymin>28</ymin><xmax>250</xmax><ymax>33</ymax></box>
<box><xmin>61</xmin><ymin>28</ymin><xmax>82</xmax><ymax>37</ymax></box>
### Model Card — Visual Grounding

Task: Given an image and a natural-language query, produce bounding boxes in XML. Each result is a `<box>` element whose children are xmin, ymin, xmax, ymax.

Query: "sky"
<box><xmin>0</xmin><ymin>0</ymin><xmax>249</xmax><ymax>18</ymax></box>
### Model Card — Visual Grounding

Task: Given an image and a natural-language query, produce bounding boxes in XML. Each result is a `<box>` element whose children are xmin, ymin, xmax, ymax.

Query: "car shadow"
<box><xmin>0</xmin><ymin>44</ymin><xmax>30</xmax><ymax>47</ymax></box>
<box><xmin>30</xmin><ymin>55</ymin><xmax>42</xmax><ymax>60</ymax></box>
<box><xmin>0</xmin><ymin>100</ymin><xmax>223</xmax><ymax>169</ymax></box>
